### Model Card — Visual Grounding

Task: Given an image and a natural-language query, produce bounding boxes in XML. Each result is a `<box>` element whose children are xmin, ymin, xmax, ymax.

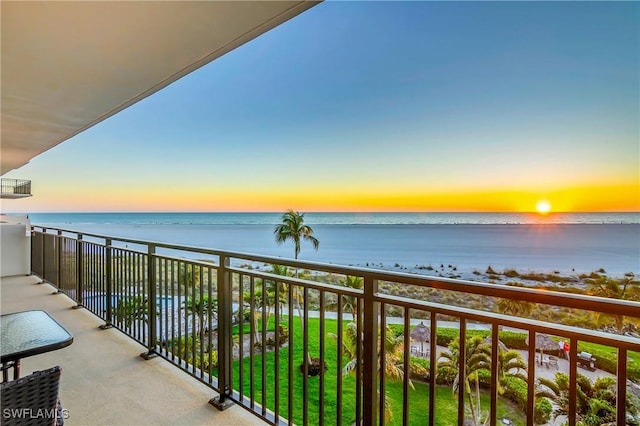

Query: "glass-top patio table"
<box><xmin>1</xmin><ymin>310</ymin><xmax>73</xmax><ymax>381</ymax></box>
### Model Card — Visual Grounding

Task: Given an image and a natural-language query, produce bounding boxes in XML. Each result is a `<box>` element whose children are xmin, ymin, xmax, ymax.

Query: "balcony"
<box><xmin>0</xmin><ymin>178</ymin><xmax>32</xmax><ymax>199</ymax></box>
<box><xmin>5</xmin><ymin>226</ymin><xmax>640</xmax><ymax>425</ymax></box>
<box><xmin>0</xmin><ymin>274</ymin><xmax>262</xmax><ymax>425</ymax></box>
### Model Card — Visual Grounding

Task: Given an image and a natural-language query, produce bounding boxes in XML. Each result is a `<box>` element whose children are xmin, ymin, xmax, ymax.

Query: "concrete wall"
<box><xmin>0</xmin><ymin>215</ymin><xmax>31</xmax><ymax>277</ymax></box>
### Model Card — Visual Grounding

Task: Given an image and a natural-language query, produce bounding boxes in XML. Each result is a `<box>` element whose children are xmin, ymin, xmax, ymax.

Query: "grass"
<box><xmin>228</xmin><ymin>316</ymin><xmax>526</xmax><ymax>425</ymax></box>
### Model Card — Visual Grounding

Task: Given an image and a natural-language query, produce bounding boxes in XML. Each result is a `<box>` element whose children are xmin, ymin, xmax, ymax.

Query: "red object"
<box><xmin>563</xmin><ymin>342</ymin><xmax>569</xmax><ymax>352</ymax></box>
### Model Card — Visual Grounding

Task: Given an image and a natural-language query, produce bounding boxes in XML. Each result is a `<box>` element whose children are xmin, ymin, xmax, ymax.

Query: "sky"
<box><xmin>4</xmin><ymin>1</ymin><xmax>639</xmax><ymax>213</ymax></box>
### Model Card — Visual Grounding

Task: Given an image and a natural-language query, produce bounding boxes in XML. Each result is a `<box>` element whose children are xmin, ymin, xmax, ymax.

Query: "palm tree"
<box><xmin>179</xmin><ymin>263</ymin><xmax>201</xmax><ymax>288</ymax></box>
<box><xmin>496</xmin><ymin>349</ymin><xmax>528</xmax><ymax>394</ymax></box>
<box><xmin>438</xmin><ymin>336</ymin><xmax>491</xmax><ymax>425</ymax></box>
<box><xmin>331</xmin><ymin>322</ymin><xmax>411</xmax><ymax>423</ymax></box>
<box><xmin>183</xmin><ymin>294</ymin><xmax>217</xmax><ymax>337</ymax></box>
<box><xmin>536</xmin><ymin>372</ymin><xmax>634</xmax><ymax>424</ymax></box>
<box><xmin>273</xmin><ymin>210</ymin><xmax>320</xmax><ymax>264</ymax></box>
<box><xmin>325</xmin><ymin>275</ymin><xmax>363</xmax><ymax>321</ymax></box>
<box><xmin>587</xmin><ymin>276</ymin><xmax>640</xmax><ymax>333</ymax></box>
<box><xmin>112</xmin><ymin>295</ymin><xmax>149</xmax><ymax>328</ymax></box>
<box><xmin>274</xmin><ymin>210</ymin><xmax>319</xmax><ymax>365</ymax></box>
<box><xmin>496</xmin><ymin>297</ymin><xmax>534</xmax><ymax>318</ymax></box>
<box><xmin>269</xmin><ymin>264</ymin><xmax>290</xmax><ymax>315</ymax></box>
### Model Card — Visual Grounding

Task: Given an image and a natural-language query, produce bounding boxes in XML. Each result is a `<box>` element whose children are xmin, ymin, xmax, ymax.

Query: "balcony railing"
<box><xmin>30</xmin><ymin>226</ymin><xmax>640</xmax><ymax>426</ymax></box>
<box><xmin>0</xmin><ymin>178</ymin><xmax>32</xmax><ymax>198</ymax></box>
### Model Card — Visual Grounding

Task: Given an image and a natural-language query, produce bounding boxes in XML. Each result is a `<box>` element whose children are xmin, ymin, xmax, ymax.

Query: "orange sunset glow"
<box><xmin>14</xmin><ymin>180</ymin><xmax>639</xmax><ymax>213</ymax></box>
<box><xmin>1</xmin><ymin>2</ymin><xmax>637</xmax><ymax>215</ymax></box>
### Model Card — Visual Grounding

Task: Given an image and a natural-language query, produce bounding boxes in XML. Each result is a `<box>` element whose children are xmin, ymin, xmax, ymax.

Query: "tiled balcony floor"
<box><xmin>0</xmin><ymin>275</ymin><xmax>264</xmax><ymax>426</ymax></box>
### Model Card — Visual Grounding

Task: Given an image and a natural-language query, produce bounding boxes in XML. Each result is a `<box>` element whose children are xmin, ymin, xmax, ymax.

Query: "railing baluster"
<box><xmin>207</xmin><ymin>267</ymin><xmax>213</xmax><ymax>385</ymax></box>
<box><xmin>142</xmin><ymin>245</ymin><xmax>157</xmax><ymax>359</ymax></box>
<box><xmin>362</xmin><ymin>276</ymin><xmax>379</xmax><ymax>426</ymax></box>
<box><xmin>429</xmin><ymin>313</ymin><xmax>436</xmax><ymax>426</ymax></box>
<box><xmin>41</xmin><ymin>228</ymin><xmax>46</xmax><ymax>283</ymax></box>
<box><xmin>274</xmin><ymin>280</ymin><xmax>281</xmax><ymax>423</ymax></box>
<box><xmin>526</xmin><ymin>330</ymin><xmax>535</xmax><ymax>426</ymax></box>
<box><xmin>287</xmin><ymin>280</ymin><xmax>294</xmax><ymax>424</ymax></box>
<box><xmin>101</xmin><ymin>239</ymin><xmax>113</xmax><ymax>329</ymax></box>
<box><xmin>261</xmin><ymin>278</ymin><xmax>267</xmax><ymax>416</ymax></box>
<box><xmin>568</xmin><ymin>337</ymin><xmax>578</xmax><ymax>426</ymax></box>
<box><xmin>174</xmin><ymin>260</ymin><xmax>181</xmax><ymax>364</ymax></box>
<box><xmin>74</xmin><ymin>235</ymin><xmax>84</xmax><ymax>309</ymax></box>
<box><xmin>198</xmin><ymin>265</ymin><xmax>205</xmax><ymax>380</ymax></box>
<box><xmin>303</xmin><ymin>286</ymin><xmax>309</xmax><ymax>426</ymax></box>
<box><xmin>158</xmin><ymin>258</ymin><xmax>164</xmax><ymax>357</ymax></box>
<box><xmin>55</xmin><ymin>230</ymin><xmax>62</xmax><ymax>292</ymax></box>
<box><xmin>617</xmin><ymin>348</ymin><xmax>627</xmax><ymax>426</ymax></box>
<box><xmin>489</xmin><ymin>325</ymin><xmax>499</xmax><ymax>426</ymax></box>
<box><xmin>458</xmin><ymin>319</ymin><xmax>466</xmax><ymax>426</ymax></box>
<box><xmin>356</xmin><ymin>297</ymin><xmax>362</xmax><ymax>426</ymax></box>
<box><xmin>337</xmin><ymin>294</ymin><xmax>343</xmax><ymax>426</ymax></box>
<box><xmin>402</xmin><ymin>307</ymin><xmax>410</xmax><ymax>426</ymax></box>
<box><xmin>380</xmin><ymin>303</ymin><xmax>387</xmax><ymax>426</ymax></box>
<box><xmin>250</xmin><ymin>275</ymin><xmax>256</xmax><ymax>409</ymax></box>
<box><xmin>238</xmin><ymin>273</ymin><xmax>245</xmax><ymax>402</ymax></box>
<box><xmin>318</xmin><ymin>290</ymin><xmax>325</xmax><ymax>426</ymax></box>
<box><xmin>170</xmin><ymin>260</ymin><xmax>176</xmax><ymax>362</ymax></box>
<box><xmin>190</xmin><ymin>263</ymin><xmax>196</xmax><ymax>373</ymax></box>
<box><xmin>210</xmin><ymin>255</ymin><xmax>233</xmax><ymax>410</ymax></box>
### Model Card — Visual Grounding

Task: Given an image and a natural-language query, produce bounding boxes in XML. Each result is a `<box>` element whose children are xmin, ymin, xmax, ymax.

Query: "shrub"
<box><xmin>278</xmin><ymin>325</ymin><xmax>289</xmax><ymax>343</ymax></box>
<box><xmin>498</xmin><ymin>330</ymin><xmax>528</xmax><ymax>350</ymax></box>
<box><xmin>475</xmin><ymin>369</ymin><xmax>491</xmax><ymax>388</ymax></box>
<box><xmin>435</xmin><ymin>328</ymin><xmax>489</xmax><ymax>347</ymax></box>
<box><xmin>504</xmin><ymin>269</ymin><xmax>520</xmax><ymax>278</ymax></box>
<box><xmin>436</xmin><ymin>365</ymin><xmax>456</xmax><ymax>385</ymax></box>
<box><xmin>534</xmin><ymin>397</ymin><xmax>553</xmax><ymax>424</ymax></box>
<box><xmin>202</xmin><ymin>350</ymin><xmax>219</xmax><ymax>370</ymax></box>
<box><xmin>408</xmin><ymin>356</ymin><xmax>430</xmax><ymax>381</ymax></box>
<box><xmin>501</xmin><ymin>376</ymin><xmax>527</xmax><ymax>409</ymax></box>
<box><xmin>300</xmin><ymin>358</ymin><xmax>327</xmax><ymax>377</ymax></box>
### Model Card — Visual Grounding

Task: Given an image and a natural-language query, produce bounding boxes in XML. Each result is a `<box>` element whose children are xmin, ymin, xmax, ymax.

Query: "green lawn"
<box><xmin>228</xmin><ymin>316</ymin><xmax>526</xmax><ymax>425</ymax></box>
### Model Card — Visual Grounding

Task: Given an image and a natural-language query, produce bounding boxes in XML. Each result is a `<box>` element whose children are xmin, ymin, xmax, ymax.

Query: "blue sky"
<box><xmin>5</xmin><ymin>1</ymin><xmax>639</xmax><ymax>212</ymax></box>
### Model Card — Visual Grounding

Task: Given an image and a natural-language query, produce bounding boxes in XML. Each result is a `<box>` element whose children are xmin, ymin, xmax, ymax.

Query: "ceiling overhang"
<box><xmin>1</xmin><ymin>1</ymin><xmax>320</xmax><ymax>175</ymax></box>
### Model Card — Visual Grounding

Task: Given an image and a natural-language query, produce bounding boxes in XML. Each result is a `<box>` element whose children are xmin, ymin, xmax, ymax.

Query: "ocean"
<box><xmin>15</xmin><ymin>212</ymin><xmax>640</xmax><ymax>276</ymax></box>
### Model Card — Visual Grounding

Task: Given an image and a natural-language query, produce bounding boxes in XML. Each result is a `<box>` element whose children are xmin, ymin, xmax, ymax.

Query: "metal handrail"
<box><xmin>30</xmin><ymin>225</ymin><xmax>640</xmax><ymax>426</ymax></box>
<box><xmin>31</xmin><ymin>226</ymin><xmax>639</xmax><ymax>317</ymax></box>
<box><xmin>0</xmin><ymin>178</ymin><xmax>31</xmax><ymax>195</ymax></box>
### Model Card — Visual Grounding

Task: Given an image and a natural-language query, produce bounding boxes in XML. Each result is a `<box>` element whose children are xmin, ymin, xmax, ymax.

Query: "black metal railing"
<box><xmin>0</xmin><ymin>178</ymin><xmax>31</xmax><ymax>196</ymax></box>
<box><xmin>30</xmin><ymin>226</ymin><xmax>640</xmax><ymax>426</ymax></box>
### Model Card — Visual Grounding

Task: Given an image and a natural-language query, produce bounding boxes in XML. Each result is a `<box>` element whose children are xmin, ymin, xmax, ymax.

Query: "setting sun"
<box><xmin>536</xmin><ymin>200</ymin><xmax>552</xmax><ymax>214</ymax></box>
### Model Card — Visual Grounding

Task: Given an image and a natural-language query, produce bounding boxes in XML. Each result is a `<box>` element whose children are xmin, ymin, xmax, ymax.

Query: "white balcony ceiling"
<box><xmin>1</xmin><ymin>1</ymin><xmax>319</xmax><ymax>175</ymax></box>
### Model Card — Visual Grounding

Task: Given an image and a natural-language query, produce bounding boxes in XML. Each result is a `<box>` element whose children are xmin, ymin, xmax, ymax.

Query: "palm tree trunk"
<box><xmin>615</xmin><ymin>314</ymin><xmax>624</xmax><ymax>333</ymax></box>
<box><xmin>467</xmin><ymin>389</ymin><xmax>477</xmax><ymax>426</ymax></box>
<box><xmin>475</xmin><ymin>375</ymin><xmax>482</xmax><ymax>424</ymax></box>
<box><xmin>293</xmin><ymin>265</ymin><xmax>313</xmax><ymax>365</ymax></box>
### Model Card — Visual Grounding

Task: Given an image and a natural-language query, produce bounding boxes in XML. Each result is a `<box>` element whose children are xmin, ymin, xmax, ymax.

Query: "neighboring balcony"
<box><xmin>8</xmin><ymin>226</ymin><xmax>640</xmax><ymax>425</ymax></box>
<box><xmin>0</xmin><ymin>178</ymin><xmax>32</xmax><ymax>198</ymax></box>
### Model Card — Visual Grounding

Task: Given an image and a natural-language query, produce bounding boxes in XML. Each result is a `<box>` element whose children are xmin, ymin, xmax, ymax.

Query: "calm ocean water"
<box><xmin>12</xmin><ymin>212</ymin><xmax>640</xmax><ymax>275</ymax></box>
<box><xmin>19</xmin><ymin>211</ymin><xmax>640</xmax><ymax>226</ymax></box>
